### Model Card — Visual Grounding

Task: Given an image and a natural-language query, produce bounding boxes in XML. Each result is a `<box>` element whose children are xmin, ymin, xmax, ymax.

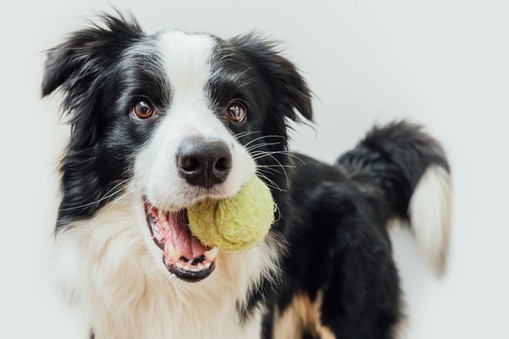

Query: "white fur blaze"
<box><xmin>408</xmin><ymin>165</ymin><xmax>452</xmax><ymax>276</ymax></box>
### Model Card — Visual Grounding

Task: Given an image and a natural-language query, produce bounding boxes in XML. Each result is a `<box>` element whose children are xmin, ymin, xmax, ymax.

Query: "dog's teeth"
<box><xmin>204</xmin><ymin>262</ymin><xmax>211</xmax><ymax>269</ymax></box>
<box><xmin>166</xmin><ymin>244</ymin><xmax>180</xmax><ymax>262</ymax></box>
<box><xmin>204</xmin><ymin>247</ymin><xmax>219</xmax><ymax>260</ymax></box>
<box><xmin>184</xmin><ymin>265</ymin><xmax>191</xmax><ymax>271</ymax></box>
<box><xmin>197</xmin><ymin>263</ymin><xmax>204</xmax><ymax>270</ymax></box>
<box><xmin>176</xmin><ymin>262</ymin><xmax>184</xmax><ymax>269</ymax></box>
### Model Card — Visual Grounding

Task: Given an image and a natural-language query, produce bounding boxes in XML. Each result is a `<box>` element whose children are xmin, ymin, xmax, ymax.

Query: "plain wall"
<box><xmin>1</xmin><ymin>0</ymin><xmax>508</xmax><ymax>338</ymax></box>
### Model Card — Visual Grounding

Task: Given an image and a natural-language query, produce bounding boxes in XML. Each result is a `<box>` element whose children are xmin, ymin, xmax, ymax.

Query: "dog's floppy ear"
<box><xmin>42</xmin><ymin>13</ymin><xmax>143</xmax><ymax>147</ymax></box>
<box><xmin>231</xmin><ymin>34</ymin><xmax>313</xmax><ymax>122</ymax></box>
<box><xmin>43</xmin><ymin>14</ymin><xmax>145</xmax><ymax>225</ymax></box>
<box><xmin>42</xmin><ymin>13</ymin><xmax>142</xmax><ymax>99</ymax></box>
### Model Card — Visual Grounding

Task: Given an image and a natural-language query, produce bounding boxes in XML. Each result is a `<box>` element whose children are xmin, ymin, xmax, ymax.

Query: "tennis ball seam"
<box><xmin>211</xmin><ymin>202</ymin><xmax>252</xmax><ymax>248</ymax></box>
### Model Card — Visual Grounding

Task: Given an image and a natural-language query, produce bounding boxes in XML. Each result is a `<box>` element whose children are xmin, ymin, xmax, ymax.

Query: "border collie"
<box><xmin>42</xmin><ymin>13</ymin><xmax>452</xmax><ymax>339</ymax></box>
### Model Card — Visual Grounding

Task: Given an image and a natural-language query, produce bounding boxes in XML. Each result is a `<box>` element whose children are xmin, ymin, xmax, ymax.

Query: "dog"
<box><xmin>42</xmin><ymin>13</ymin><xmax>452</xmax><ymax>339</ymax></box>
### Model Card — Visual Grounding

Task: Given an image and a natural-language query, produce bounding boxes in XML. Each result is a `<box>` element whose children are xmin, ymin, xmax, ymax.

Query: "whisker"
<box><xmin>251</xmin><ymin>150</ymin><xmax>306</xmax><ymax>164</ymax></box>
<box><xmin>102</xmin><ymin>186</ymin><xmax>145</xmax><ymax>214</ymax></box>
<box><xmin>257</xmin><ymin>167</ymin><xmax>281</xmax><ymax>175</ymax></box>
<box><xmin>233</xmin><ymin>130</ymin><xmax>261</xmax><ymax>141</ymax></box>
<box><xmin>58</xmin><ymin>178</ymin><xmax>133</xmax><ymax>211</ymax></box>
<box><xmin>256</xmin><ymin>172</ymin><xmax>286</xmax><ymax>192</ymax></box>
<box><xmin>257</xmin><ymin>164</ymin><xmax>296</xmax><ymax>169</ymax></box>
<box><xmin>284</xmin><ymin>152</ymin><xmax>306</xmax><ymax>164</ymax></box>
<box><xmin>252</xmin><ymin>152</ymin><xmax>291</xmax><ymax>188</ymax></box>
<box><xmin>256</xmin><ymin>168</ymin><xmax>282</xmax><ymax>178</ymax></box>
<box><xmin>246</xmin><ymin>142</ymin><xmax>281</xmax><ymax>152</ymax></box>
<box><xmin>243</xmin><ymin>134</ymin><xmax>286</xmax><ymax>148</ymax></box>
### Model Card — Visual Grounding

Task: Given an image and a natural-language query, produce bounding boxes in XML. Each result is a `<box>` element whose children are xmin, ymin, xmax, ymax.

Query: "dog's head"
<box><xmin>43</xmin><ymin>14</ymin><xmax>312</xmax><ymax>282</ymax></box>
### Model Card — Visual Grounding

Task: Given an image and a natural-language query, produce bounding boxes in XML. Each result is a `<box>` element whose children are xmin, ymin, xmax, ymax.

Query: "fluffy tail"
<box><xmin>337</xmin><ymin>121</ymin><xmax>452</xmax><ymax>276</ymax></box>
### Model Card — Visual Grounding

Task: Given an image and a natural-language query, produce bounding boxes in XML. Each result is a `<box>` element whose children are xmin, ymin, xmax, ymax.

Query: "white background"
<box><xmin>1</xmin><ymin>0</ymin><xmax>508</xmax><ymax>338</ymax></box>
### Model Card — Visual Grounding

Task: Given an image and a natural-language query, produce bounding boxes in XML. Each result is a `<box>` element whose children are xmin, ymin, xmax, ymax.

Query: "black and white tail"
<box><xmin>337</xmin><ymin>121</ymin><xmax>452</xmax><ymax>276</ymax></box>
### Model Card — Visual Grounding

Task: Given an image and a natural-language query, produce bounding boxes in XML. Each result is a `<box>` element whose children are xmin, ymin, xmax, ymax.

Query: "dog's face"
<box><xmin>43</xmin><ymin>15</ymin><xmax>311</xmax><ymax>282</ymax></box>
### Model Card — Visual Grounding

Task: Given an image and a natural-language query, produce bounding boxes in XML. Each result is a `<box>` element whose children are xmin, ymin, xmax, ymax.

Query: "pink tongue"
<box><xmin>167</xmin><ymin>212</ymin><xmax>207</xmax><ymax>259</ymax></box>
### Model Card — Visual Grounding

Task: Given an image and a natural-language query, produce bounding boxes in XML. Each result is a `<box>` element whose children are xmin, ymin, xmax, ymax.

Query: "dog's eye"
<box><xmin>226</xmin><ymin>101</ymin><xmax>247</xmax><ymax>123</ymax></box>
<box><xmin>132</xmin><ymin>100</ymin><xmax>155</xmax><ymax>119</ymax></box>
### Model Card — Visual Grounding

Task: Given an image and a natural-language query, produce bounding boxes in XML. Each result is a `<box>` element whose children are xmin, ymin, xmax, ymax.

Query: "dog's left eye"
<box><xmin>132</xmin><ymin>100</ymin><xmax>156</xmax><ymax>119</ymax></box>
<box><xmin>226</xmin><ymin>101</ymin><xmax>247</xmax><ymax>124</ymax></box>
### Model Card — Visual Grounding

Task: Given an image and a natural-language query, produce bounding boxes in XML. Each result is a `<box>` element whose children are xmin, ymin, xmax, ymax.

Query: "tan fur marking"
<box><xmin>273</xmin><ymin>292</ymin><xmax>336</xmax><ymax>339</ymax></box>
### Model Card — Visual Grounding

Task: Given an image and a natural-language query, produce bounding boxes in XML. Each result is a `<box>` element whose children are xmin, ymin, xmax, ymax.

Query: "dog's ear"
<box><xmin>42</xmin><ymin>13</ymin><xmax>142</xmax><ymax>99</ymax></box>
<box><xmin>42</xmin><ymin>13</ymin><xmax>143</xmax><ymax>147</ymax></box>
<box><xmin>230</xmin><ymin>34</ymin><xmax>313</xmax><ymax>122</ymax></box>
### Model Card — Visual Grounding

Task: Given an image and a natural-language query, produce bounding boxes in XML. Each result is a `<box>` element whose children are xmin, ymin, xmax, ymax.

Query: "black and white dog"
<box><xmin>42</xmin><ymin>13</ymin><xmax>452</xmax><ymax>339</ymax></box>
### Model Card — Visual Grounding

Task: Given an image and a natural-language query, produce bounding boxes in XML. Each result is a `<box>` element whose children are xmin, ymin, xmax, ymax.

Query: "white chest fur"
<box><xmin>54</xmin><ymin>196</ymin><xmax>279</xmax><ymax>339</ymax></box>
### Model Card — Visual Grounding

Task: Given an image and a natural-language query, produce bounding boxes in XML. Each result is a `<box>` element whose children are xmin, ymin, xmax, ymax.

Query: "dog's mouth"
<box><xmin>144</xmin><ymin>200</ymin><xmax>218</xmax><ymax>282</ymax></box>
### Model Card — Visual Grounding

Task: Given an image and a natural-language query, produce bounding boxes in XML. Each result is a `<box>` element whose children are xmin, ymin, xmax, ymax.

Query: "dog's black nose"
<box><xmin>177</xmin><ymin>137</ymin><xmax>232</xmax><ymax>188</ymax></box>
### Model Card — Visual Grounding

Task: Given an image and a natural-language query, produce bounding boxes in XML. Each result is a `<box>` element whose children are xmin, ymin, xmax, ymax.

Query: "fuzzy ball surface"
<box><xmin>187</xmin><ymin>176</ymin><xmax>274</xmax><ymax>252</ymax></box>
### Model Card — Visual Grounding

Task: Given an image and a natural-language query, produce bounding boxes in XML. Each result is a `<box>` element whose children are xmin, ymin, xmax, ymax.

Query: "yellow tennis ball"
<box><xmin>187</xmin><ymin>175</ymin><xmax>274</xmax><ymax>252</ymax></box>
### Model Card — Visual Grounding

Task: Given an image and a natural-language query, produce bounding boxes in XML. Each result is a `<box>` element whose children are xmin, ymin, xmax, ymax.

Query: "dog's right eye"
<box><xmin>132</xmin><ymin>100</ymin><xmax>156</xmax><ymax>119</ymax></box>
<box><xmin>226</xmin><ymin>100</ymin><xmax>247</xmax><ymax>124</ymax></box>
